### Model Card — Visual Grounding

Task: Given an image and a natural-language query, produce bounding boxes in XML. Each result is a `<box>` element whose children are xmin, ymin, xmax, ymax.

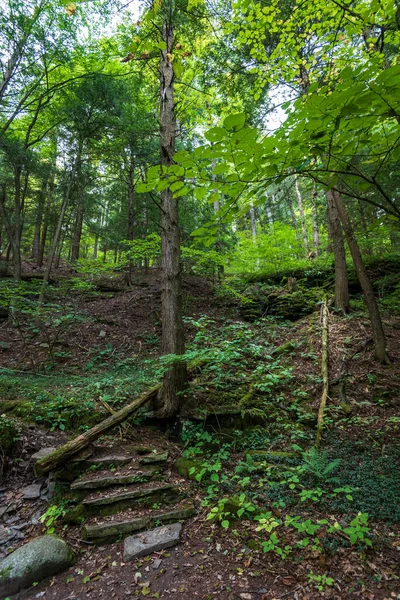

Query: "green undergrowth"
<box><xmin>177</xmin><ymin>416</ymin><xmax>400</xmax><ymax>566</ymax></box>
<box><xmin>0</xmin><ymin>361</ymin><xmax>158</xmax><ymax>431</ymax></box>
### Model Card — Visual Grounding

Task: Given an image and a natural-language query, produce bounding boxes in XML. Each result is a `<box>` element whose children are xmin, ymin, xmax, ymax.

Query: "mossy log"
<box><xmin>35</xmin><ymin>385</ymin><xmax>160</xmax><ymax>476</ymax></box>
<box><xmin>34</xmin><ymin>360</ymin><xmax>208</xmax><ymax>477</ymax></box>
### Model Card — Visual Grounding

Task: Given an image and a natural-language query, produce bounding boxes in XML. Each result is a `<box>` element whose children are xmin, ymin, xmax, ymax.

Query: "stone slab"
<box><xmin>22</xmin><ymin>483</ymin><xmax>42</xmax><ymax>500</ymax></box>
<box><xmin>123</xmin><ymin>523</ymin><xmax>182</xmax><ymax>561</ymax></box>
<box><xmin>82</xmin><ymin>483</ymin><xmax>175</xmax><ymax>507</ymax></box>
<box><xmin>139</xmin><ymin>451</ymin><xmax>168</xmax><ymax>465</ymax></box>
<box><xmin>71</xmin><ymin>471</ymin><xmax>153</xmax><ymax>491</ymax></box>
<box><xmin>31</xmin><ymin>448</ymin><xmax>56</xmax><ymax>461</ymax></box>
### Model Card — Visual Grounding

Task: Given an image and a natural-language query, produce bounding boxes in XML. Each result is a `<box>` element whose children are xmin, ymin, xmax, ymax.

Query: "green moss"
<box><xmin>173</xmin><ymin>457</ymin><xmax>203</xmax><ymax>480</ymax></box>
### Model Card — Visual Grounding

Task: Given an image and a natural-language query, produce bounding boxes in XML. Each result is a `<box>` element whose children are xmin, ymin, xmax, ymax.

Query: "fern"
<box><xmin>301</xmin><ymin>448</ymin><xmax>341</xmax><ymax>483</ymax></box>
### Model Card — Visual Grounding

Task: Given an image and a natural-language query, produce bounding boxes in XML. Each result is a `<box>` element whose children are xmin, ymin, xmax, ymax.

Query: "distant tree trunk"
<box><xmin>93</xmin><ymin>234</ymin><xmax>98</xmax><ymax>259</ymax></box>
<box><xmin>38</xmin><ymin>162</ymin><xmax>56</xmax><ymax>267</ymax></box>
<box><xmin>158</xmin><ymin>18</ymin><xmax>187</xmax><ymax>417</ymax></box>
<box><xmin>37</xmin><ymin>151</ymin><xmax>80</xmax><ymax>315</ymax></box>
<box><xmin>332</xmin><ymin>189</ymin><xmax>390</xmax><ymax>364</ymax></box>
<box><xmin>128</xmin><ymin>151</ymin><xmax>135</xmax><ymax>242</ymax></box>
<box><xmin>295</xmin><ymin>176</ymin><xmax>309</xmax><ymax>257</ymax></box>
<box><xmin>311</xmin><ymin>182</ymin><xmax>320</xmax><ymax>256</ymax></box>
<box><xmin>286</xmin><ymin>194</ymin><xmax>301</xmax><ymax>251</ymax></box>
<box><xmin>32</xmin><ymin>181</ymin><xmax>47</xmax><ymax>261</ymax></box>
<box><xmin>71</xmin><ymin>204</ymin><xmax>84</xmax><ymax>262</ymax></box>
<box><xmin>266</xmin><ymin>196</ymin><xmax>274</xmax><ymax>228</ymax></box>
<box><xmin>327</xmin><ymin>189</ymin><xmax>349</xmax><ymax>314</ymax></box>
<box><xmin>249</xmin><ymin>204</ymin><xmax>257</xmax><ymax>241</ymax></box>
<box><xmin>358</xmin><ymin>201</ymin><xmax>373</xmax><ymax>256</ymax></box>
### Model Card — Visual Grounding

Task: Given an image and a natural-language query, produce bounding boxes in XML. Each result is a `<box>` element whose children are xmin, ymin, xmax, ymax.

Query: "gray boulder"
<box><xmin>0</xmin><ymin>535</ymin><xmax>76</xmax><ymax>596</ymax></box>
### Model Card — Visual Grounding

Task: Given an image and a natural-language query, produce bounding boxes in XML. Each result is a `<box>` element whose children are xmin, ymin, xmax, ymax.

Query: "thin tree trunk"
<box><xmin>332</xmin><ymin>189</ymin><xmax>390</xmax><ymax>364</ymax></box>
<box><xmin>128</xmin><ymin>150</ymin><xmax>135</xmax><ymax>242</ymax></box>
<box><xmin>249</xmin><ymin>204</ymin><xmax>257</xmax><ymax>241</ymax></box>
<box><xmin>311</xmin><ymin>182</ymin><xmax>320</xmax><ymax>256</ymax></box>
<box><xmin>158</xmin><ymin>18</ymin><xmax>187</xmax><ymax>417</ymax></box>
<box><xmin>295</xmin><ymin>176</ymin><xmax>309</xmax><ymax>257</ymax></box>
<box><xmin>315</xmin><ymin>299</ymin><xmax>329</xmax><ymax>448</ymax></box>
<box><xmin>327</xmin><ymin>189</ymin><xmax>349</xmax><ymax>314</ymax></box>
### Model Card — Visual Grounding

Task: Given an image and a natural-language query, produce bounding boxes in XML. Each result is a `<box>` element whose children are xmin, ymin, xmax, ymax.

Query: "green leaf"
<box><xmin>223</xmin><ymin>113</ymin><xmax>246</xmax><ymax>131</ymax></box>
<box><xmin>204</xmin><ymin>127</ymin><xmax>226</xmax><ymax>143</ymax></box>
<box><xmin>221</xmin><ymin>520</ymin><xmax>230</xmax><ymax>529</ymax></box>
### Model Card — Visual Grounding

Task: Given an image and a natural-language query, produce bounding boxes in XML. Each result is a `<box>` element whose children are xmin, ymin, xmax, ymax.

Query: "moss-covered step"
<box><xmin>83</xmin><ymin>503</ymin><xmax>196</xmax><ymax>543</ymax></box>
<box><xmin>70</xmin><ymin>470</ymin><xmax>155</xmax><ymax>491</ymax></box>
<box><xmin>78</xmin><ymin>483</ymin><xmax>180</xmax><ymax>517</ymax></box>
<box><xmin>139</xmin><ymin>451</ymin><xmax>168</xmax><ymax>465</ymax></box>
<box><xmin>57</xmin><ymin>453</ymin><xmax>137</xmax><ymax>481</ymax></box>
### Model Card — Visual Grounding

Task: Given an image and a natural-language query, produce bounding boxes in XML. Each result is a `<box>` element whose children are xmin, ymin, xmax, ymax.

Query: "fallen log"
<box><xmin>34</xmin><ymin>358</ymin><xmax>208</xmax><ymax>477</ymax></box>
<box><xmin>34</xmin><ymin>385</ymin><xmax>160</xmax><ymax>476</ymax></box>
<box><xmin>315</xmin><ymin>299</ymin><xmax>329</xmax><ymax>448</ymax></box>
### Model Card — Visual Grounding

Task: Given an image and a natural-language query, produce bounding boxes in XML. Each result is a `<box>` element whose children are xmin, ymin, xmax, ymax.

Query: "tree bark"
<box><xmin>158</xmin><ymin>18</ymin><xmax>187</xmax><ymax>417</ymax></box>
<box><xmin>327</xmin><ymin>189</ymin><xmax>349</xmax><ymax>314</ymax></box>
<box><xmin>332</xmin><ymin>189</ymin><xmax>390</xmax><ymax>364</ymax></box>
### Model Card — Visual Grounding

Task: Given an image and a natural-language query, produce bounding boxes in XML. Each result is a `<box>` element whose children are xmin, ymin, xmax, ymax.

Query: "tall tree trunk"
<box><xmin>327</xmin><ymin>190</ymin><xmax>349</xmax><ymax>314</ymax></box>
<box><xmin>311</xmin><ymin>182</ymin><xmax>320</xmax><ymax>256</ymax></box>
<box><xmin>294</xmin><ymin>176</ymin><xmax>309</xmax><ymax>257</ymax></box>
<box><xmin>332</xmin><ymin>189</ymin><xmax>390</xmax><ymax>364</ymax></box>
<box><xmin>158</xmin><ymin>18</ymin><xmax>187</xmax><ymax>417</ymax></box>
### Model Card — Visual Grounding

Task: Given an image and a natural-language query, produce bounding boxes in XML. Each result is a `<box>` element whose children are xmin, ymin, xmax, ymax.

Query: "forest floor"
<box><xmin>0</xmin><ymin>265</ymin><xmax>400</xmax><ymax>599</ymax></box>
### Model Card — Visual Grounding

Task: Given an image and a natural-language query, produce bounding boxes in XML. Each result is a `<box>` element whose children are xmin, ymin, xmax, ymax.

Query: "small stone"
<box><xmin>0</xmin><ymin>535</ymin><xmax>76</xmax><ymax>596</ymax></box>
<box><xmin>99</xmin><ymin>330</ymin><xmax>107</xmax><ymax>338</ymax></box>
<box><xmin>124</xmin><ymin>523</ymin><xmax>182</xmax><ymax>562</ymax></box>
<box><xmin>31</xmin><ymin>448</ymin><xmax>56</xmax><ymax>461</ymax></box>
<box><xmin>22</xmin><ymin>483</ymin><xmax>42</xmax><ymax>500</ymax></box>
<box><xmin>240</xmin><ymin>594</ymin><xmax>252</xmax><ymax>600</ymax></box>
<box><xmin>152</xmin><ymin>559</ymin><xmax>162</xmax><ymax>570</ymax></box>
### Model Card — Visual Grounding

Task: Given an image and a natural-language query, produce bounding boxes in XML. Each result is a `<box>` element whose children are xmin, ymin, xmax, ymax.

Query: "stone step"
<box><xmin>75</xmin><ymin>483</ymin><xmax>180</xmax><ymax>518</ymax></box>
<box><xmin>70</xmin><ymin>470</ymin><xmax>155</xmax><ymax>491</ymax></box>
<box><xmin>83</xmin><ymin>503</ymin><xmax>196</xmax><ymax>543</ymax></box>
<box><xmin>139</xmin><ymin>451</ymin><xmax>169</xmax><ymax>465</ymax></box>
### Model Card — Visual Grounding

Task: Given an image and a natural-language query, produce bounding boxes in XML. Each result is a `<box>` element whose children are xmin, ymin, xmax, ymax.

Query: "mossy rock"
<box><xmin>0</xmin><ymin>417</ymin><xmax>20</xmax><ymax>456</ymax></box>
<box><xmin>0</xmin><ymin>400</ymin><xmax>31</xmax><ymax>418</ymax></box>
<box><xmin>265</xmin><ymin>289</ymin><xmax>320</xmax><ymax>321</ymax></box>
<box><xmin>173</xmin><ymin>457</ymin><xmax>203</xmax><ymax>480</ymax></box>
